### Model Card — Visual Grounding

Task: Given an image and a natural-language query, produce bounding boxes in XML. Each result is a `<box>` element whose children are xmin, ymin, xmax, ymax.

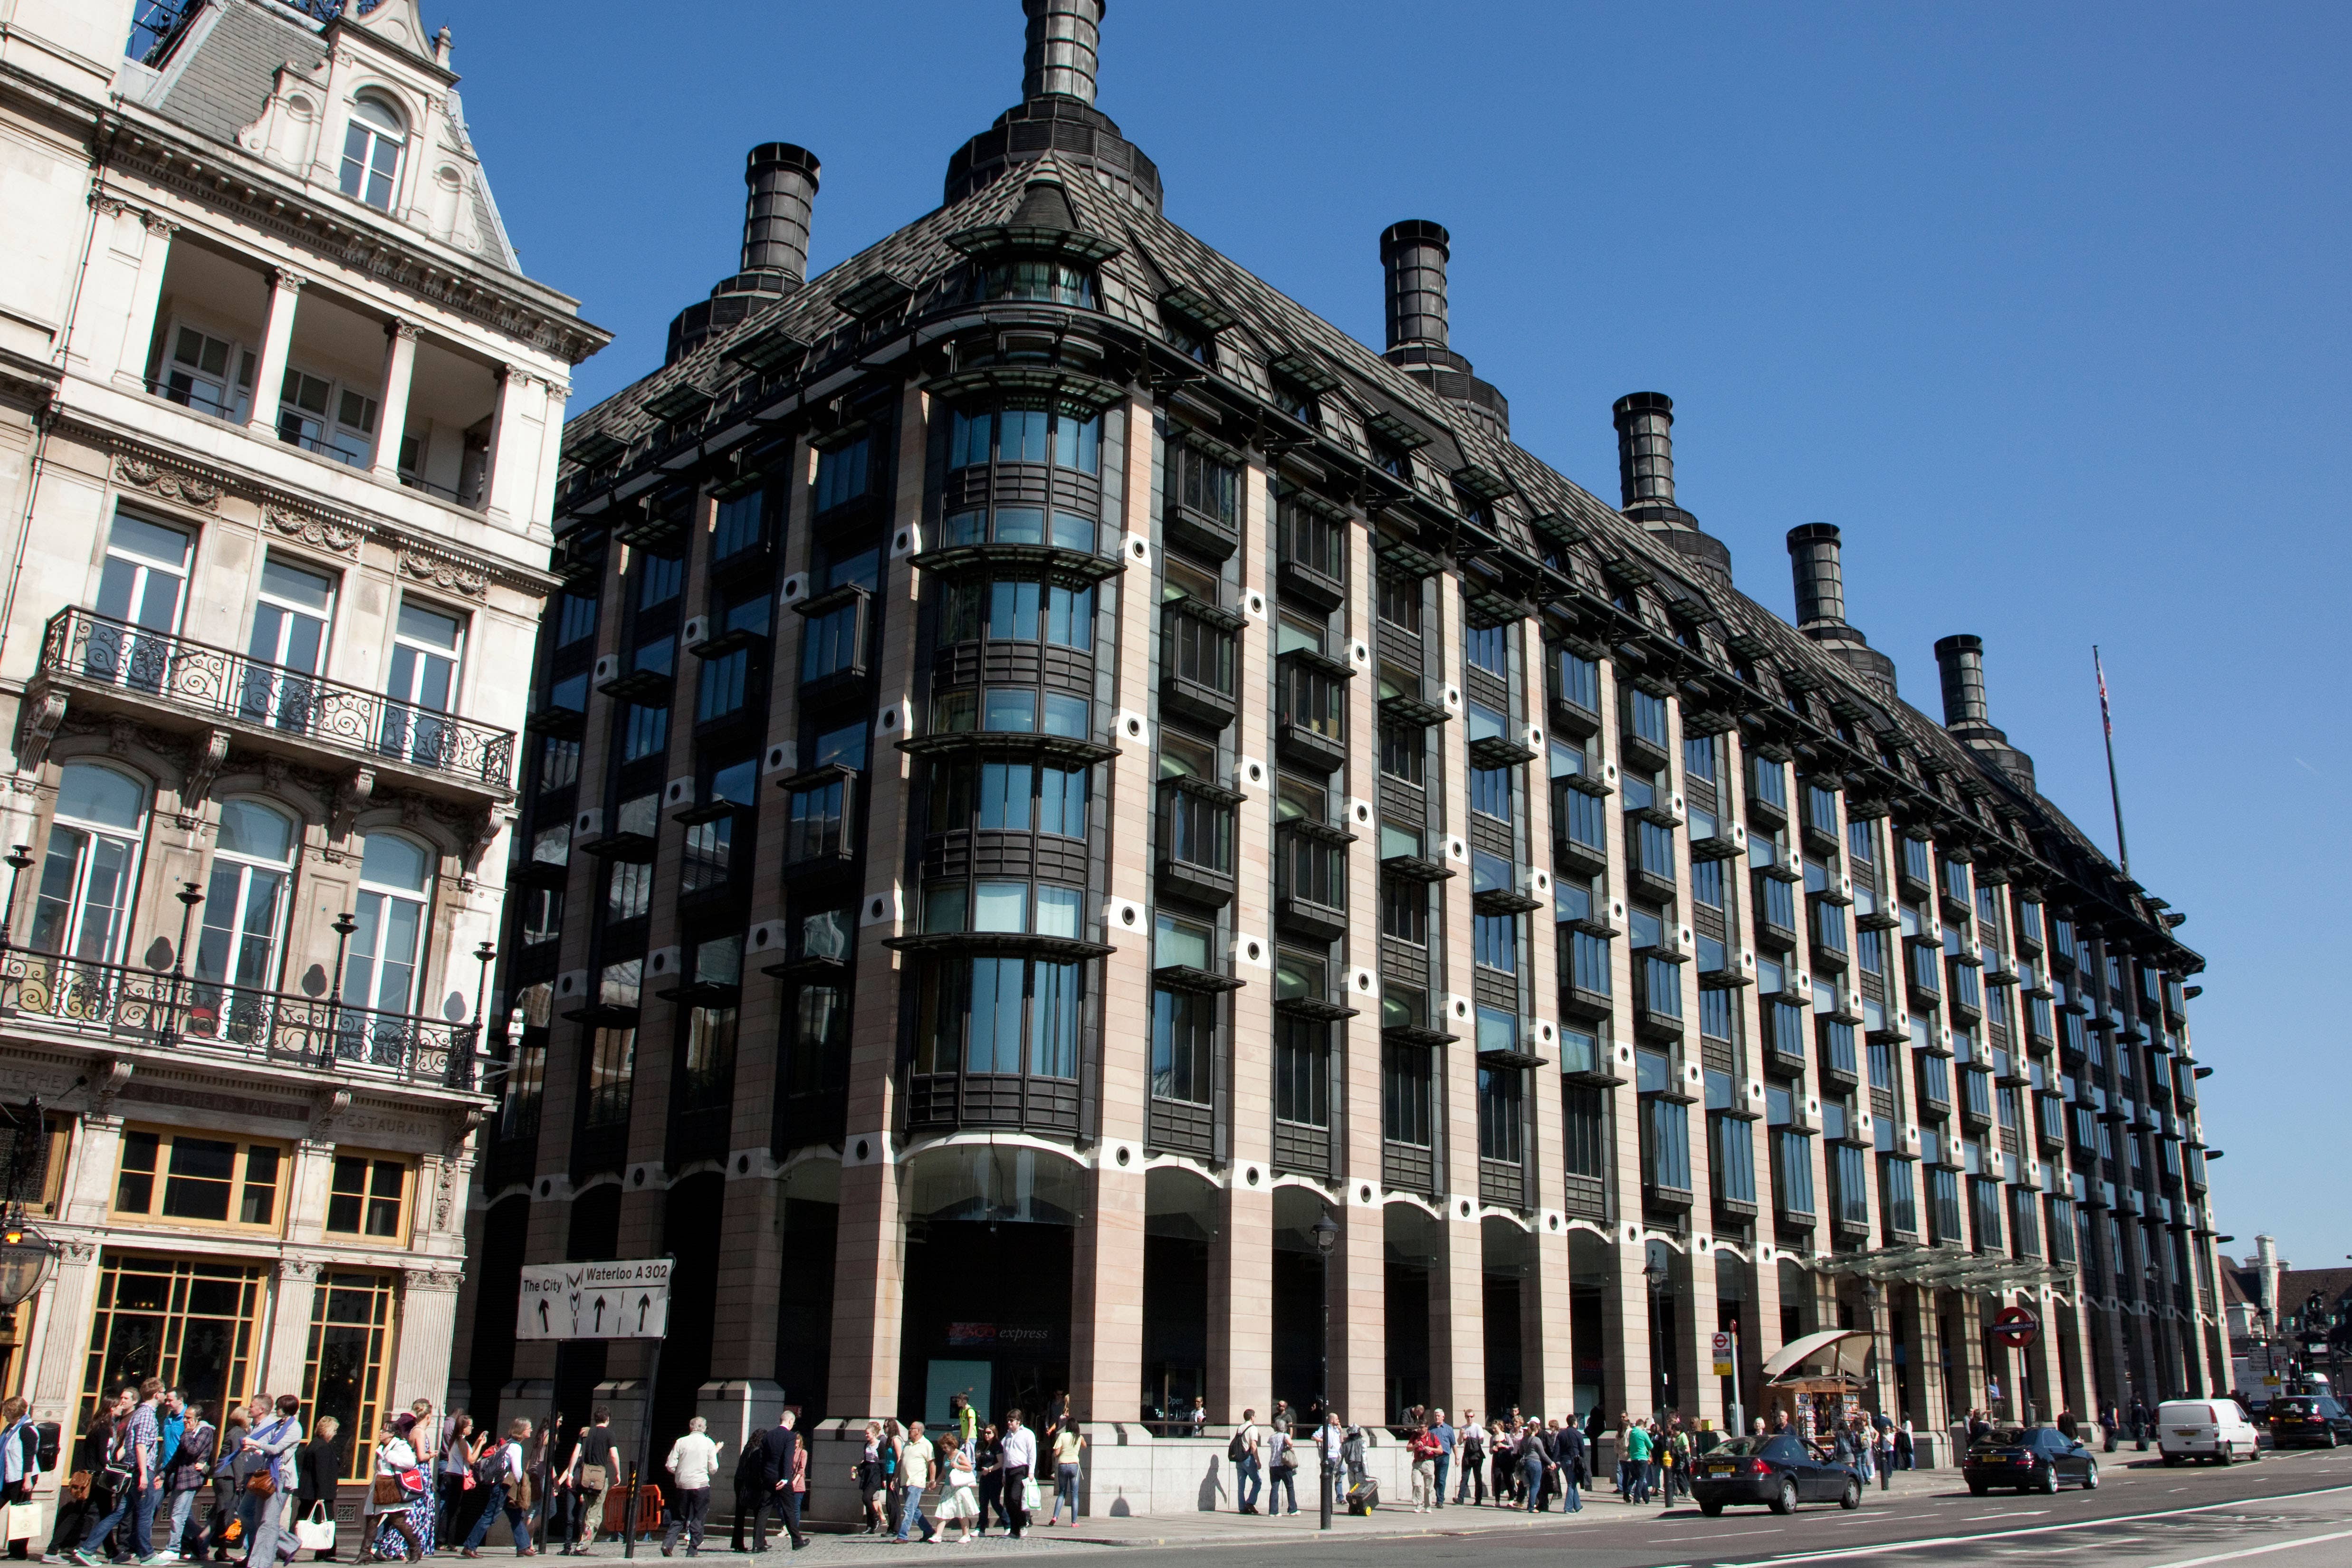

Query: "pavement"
<box><xmin>562</xmin><ymin>1445</ymin><xmax>2352</xmax><ymax>1566</ymax></box>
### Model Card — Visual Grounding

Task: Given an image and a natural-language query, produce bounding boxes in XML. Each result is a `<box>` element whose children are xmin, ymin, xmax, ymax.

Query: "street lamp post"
<box><xmin>324</xmin><ymin>910</ymin><xmax>358</xmax><ymax>1068</ymax></box>
<box><xmin>1644</xmin><ymin>1253</ymin><xmax>1670</xmax><ymax>1418</ymax></box>
<box><xmin>0</xmin><ymin>844</ymin><xmax>32</xmax><ymax>949</ymax></box>
<box><xmin>1315</xmin><ymin>1210</ymin><xmax>1339</xmax><ymax>1531</ymax></box>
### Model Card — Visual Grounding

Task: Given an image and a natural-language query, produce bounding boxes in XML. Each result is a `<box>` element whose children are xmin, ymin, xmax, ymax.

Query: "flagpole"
<box><xmin>2094</xmin><ymin>645</ymin><xmax>2131</xmax><ymax>879</ymax></box>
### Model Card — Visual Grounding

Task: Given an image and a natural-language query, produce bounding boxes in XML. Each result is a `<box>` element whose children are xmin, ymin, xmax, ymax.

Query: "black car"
<box><xmin>1963</xmin><ymin>1427</ymin><xmax>2101</xmax><ymax>1494</ymax></box>
<box><xmin>1691</xmin><ymin>1434</ymin><xmax>1863</xmax><ymax>1516</ymax></box>
<box><xmin>2267</xmin><ymin>1396</ymin><xmax>2352</xmax><ymax>1448</ymax></box>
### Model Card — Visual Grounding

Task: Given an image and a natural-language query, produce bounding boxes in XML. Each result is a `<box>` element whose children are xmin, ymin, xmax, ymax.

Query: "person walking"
<box><xmin>1556</xmin><ymin>1420</ymin><xmax>1585</xmax><ymax>1513</ymax></box>
<box><xmin>1512</xmin><ymin>1422</ymin><xmax>1545</xmax><ymax>1513</ymax></box>
<box><xmin>75</xmin><ymin>1380</ymin><xmax>161</xmax><ymax>1567</ymax></box>
<box><xmin>568</xmin><ymin>1410</ymin><xmax>613</xmax><ymax>1555</ymax></box>
<box><xmin>726</xmin><ymin>1421</ymin><xmax>769</xmax><ymax>1556</ymax></box>
<box><xmin>458</xmin><ymin>1419</ymin><xmax>533</xmax><ymax>1559</ymax></box>
<box><xmin>891</xmin><ymin>1421</ymin><xmax>936</xmax><ymax>1544</ymax></box>
<box><xmin>755</xmin><ymin>1409</ymin><xmax>808</xmax><ymax>1553</ymax></box>
<box><xmin>996</xmin><ymin>1412</ymin><xmax>1034</xmax><ymax>1540</ymax></box>
<box><xmin>935</xmin><ymin>1437</ymin><xmax>979</xmax><ymax>1544</ymax></box>
<box><xmin>435</xmin><ymin>1415</ymin><xmax>477</xmax><ymax>1551</ymax></box>
<box><xmin>1452</xmin><ymin>1413</ymin><xmax>1483</xmax><ymax>1507</ymax></box>
<box><xmin>293</xmin><ymin>1417</ymin><xmax>342</xmax><ymax>1561</ymax></box>
<box><xmin>3</xmin><ymin>1396</ymin><xmax>43</xmax><ymax>1563</ymax></box>
<box><xmin>1231</xmin><ymin>1410</ymin><xmax>1261</xmax><ymax>1516</ymax></box>
<box><xmin>162</xmin><ymin>1402</ymin><xmax>216</xmax><ymax>1562</ymax></box>
<box><xmin>1318</xmin><ymin>1414</ymin><xmax>1346</xmax><ymax>1518</ymax></box>
<box><xmin>1046</xmin><ymin>1421</ymin><xmax>1082</xmax><ymax>1527</ymax></box>
<box><xmin>239</xmin><ymin>1396</ymin><xmax>306</xmax><ymax>1568</ymax></box>
<box><xmin>363</xmin><ymin>1417</ymin><xmax>426</xmax><ymax>1565</ymax></box>
<box><xmin>1425</xmin><ymin>1409</ymin><xmax>1452</xmax><ymax>1511</ymax></box>
<box><xmin>1623</xmin><ymin>1419</ymin><xmax>1654</xmax><ymax>1506</ymax></box>
<box><xmin>855</xmin><ymin>1425</ymin><xmax>888</xmax><ymax>1537</ymax></box>
<box><xmin>657</xmin><ymin>1418</ymin><xmax>718</xmax><ymax>1558</ymax></box>
<box><xmin>969</xmin><ymin>1425</ymin><xmax>1003</xmax><ymax>1538</ymax></box>
<box><xmin>203</xmin><ymin>1405</ymin><xmax>246</xmax><ymax>1564</ymax></box>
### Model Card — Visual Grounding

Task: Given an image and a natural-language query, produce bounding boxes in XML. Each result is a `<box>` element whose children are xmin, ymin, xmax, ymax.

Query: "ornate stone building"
<box><xmin>459</xmin><ymin>0</ymin><xmax>2222</xmax><ymax>1502</ymax></box>
<box><xmin>0</xmin><ymin>0</ymin><xmax>602</xmax><ymax>1507</ymax></box>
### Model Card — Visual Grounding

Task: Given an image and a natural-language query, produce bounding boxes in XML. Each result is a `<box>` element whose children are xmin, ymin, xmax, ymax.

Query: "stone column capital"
<box><xmin>144</xmin><ymin>214</ymin><xmax>181</xmax><ymax>239</ymax></box>
<box><xmin>390</xmin><ymin>319</ymin><xmax>423</xmax><ymax>342</ymax></box>
<box><xmin>268</xmin><ymin>268</ymin><xmax>310</xmax><ymax>295</ymax></box>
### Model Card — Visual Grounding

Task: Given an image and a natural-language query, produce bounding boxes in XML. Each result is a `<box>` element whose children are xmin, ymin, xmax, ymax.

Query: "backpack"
<box><xmin>473</xmin><ymin>1443</ymin><xmax>509</xmax><ymax>1489</ymax></box>
<box><xmin>1226</xmin><ymin>1430</ymin><xmax>1248</xmax><ymax>1463</ymax></box>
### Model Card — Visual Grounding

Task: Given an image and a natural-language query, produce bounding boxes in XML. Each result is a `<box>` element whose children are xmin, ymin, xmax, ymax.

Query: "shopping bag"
<box><xmin>4</xmin><ymin>1501</ymin><xmax>43</xmax><ymax>1541</ymax></box>
<box><xmin>295</xmin><ymin>1503</ymin><xmax>337</xmax><ymax>1553</ymax></box>
<box><xmin>1022</xmin><ymin>1478</ymin><xmax>1042</xmax><ymax>1511</ymax></box>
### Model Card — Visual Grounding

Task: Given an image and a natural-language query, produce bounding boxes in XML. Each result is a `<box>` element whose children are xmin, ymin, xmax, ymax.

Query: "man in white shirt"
<box><xmin>1232</xmin><ymin>1410</ymin><xmax>1261</xmax><ymax>1515</ymax></box>
<box><xmin>891</xmin><ymin>1421</ymin><xmax>937</xmax><ymax>1543</ymax></box>
<box><xmin>1320</xmin><ymin>1413</ymin><xmax>1347</xmax><ymax>1515</ymax></box>
<box><xmin>996</xmin><ymin>1412</ymin><xmax>1036</xmax><ymax>1539</ymax></box>
<box><xmin>660</xmin><ymin>1417</ymin><xmax>721</xmax><ymax>1557</ymax></box>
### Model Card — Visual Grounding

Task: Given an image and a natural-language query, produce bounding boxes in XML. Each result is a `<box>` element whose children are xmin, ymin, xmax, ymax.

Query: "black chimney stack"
<box><xmin>1781</xmin><ymin>522</ymin><xmax>1896</xmax><ymax>694</ymax></box>
<box><xmin>1610</xmin><ymin>392</ymin><xmax>1730</xmax><ymax>578</ymax></box>
<box><xmin>742</xmin><ymin>143</ymin><xmax>821</xmax><ymax>284</ymax></box>
<box><xmin>1380</xmin><ymin>220</ymin><xmax>1508</xmax><ymax>436</ymax></box>
<box><xmin>1934</xmin><ymin>633</ymin><xmax>2036</xmax><ymax>792</ymax></box>
<box><xmin>666</xmin><ymin>142</ymin><xmax>822</xmax><ymax>366</ymax></box>
<box><xmin>1022</xmin><ymin>0</ymin><xmax>1103</xmax><ymax>105</ymax></box>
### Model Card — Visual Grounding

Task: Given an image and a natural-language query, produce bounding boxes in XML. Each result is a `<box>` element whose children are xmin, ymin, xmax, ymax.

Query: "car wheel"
<box><xmin>1840</xmin><ymin>1479</ymin><xmax>1862</xmax><ymax>1511</ymax></box>
<box><xmin>2326</xmin><ymin>1432</ymin><xmax>2339</xmax><ymax>1451</ymax></box>
<box><xmin>1968</xmin><ymin>1481</ymin><xmax>1989</xmax><ymax>1496</ymax></box>
<box><xmin>2163</xmin><ymin>1453</ymin><xmax>2183</xmax><ymax>1467</ymax></box>
<box><xmin>2247</xmin><ymin>1442</ymin><xmax>2261</xmax><ymax>1463</ymax></box>
<box><xmin>2039</xmin><ymin>1466</ymin><xmax>2059</xmax><ymax>1496</ymax></box>
<box><xmin>2216</xmin><ymin>1446</ymin><xmax>2232</xmax><ymax>1466</ymax></box>
<box><xmin>2083</xmin><ymin>1460</ymin><xmax>2099</xmax><ymax>1491</ymax></box>
<box><xmin>1769</xmin><ymin>1480</ymin><xmax>1797</xmax><ymax>1516</ymax></box>
<box><xmin>1699</xmin><ymin>1501</ymin><xmax>1723</xmax><ymax>1518</ymax></box>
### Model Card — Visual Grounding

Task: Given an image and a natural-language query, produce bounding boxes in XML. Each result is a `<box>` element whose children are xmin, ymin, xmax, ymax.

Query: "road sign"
<box><xmin>1990</xmin><ymin>1304</ymin><xmax>2040</xmax><ymax>1349</ymax></box>
<box><xmin>1712</xmin><ymin>1330</ymin><xmax>1736</xmax><ymax>1377</ymax></box>
<box><xmin>516</xmin><ymin>1257</ymin><xmax>672</xmax><ymax>1341</ymax></box>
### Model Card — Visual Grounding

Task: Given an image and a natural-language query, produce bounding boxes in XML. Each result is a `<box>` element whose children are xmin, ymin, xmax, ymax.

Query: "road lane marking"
<box><xmin>1696</xmin><ymin>1482</ymin><xmax>2352</xmax><ymax>1566</ymax></box>
<box><xmin>2136</xmin><ymin>1528</ymin><xmax>2352</xmax><ymax>1568</ymax></box>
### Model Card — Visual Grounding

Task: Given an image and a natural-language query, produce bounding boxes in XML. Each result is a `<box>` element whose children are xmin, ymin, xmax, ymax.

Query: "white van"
<box><xmin>2157</xmin><ymin>1398</ymin><xmax>2263</xmax><ymax>1464</ymax></box>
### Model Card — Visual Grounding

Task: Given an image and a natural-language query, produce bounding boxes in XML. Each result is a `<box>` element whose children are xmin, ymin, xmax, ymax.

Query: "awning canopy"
<box><xmin>1810</xmin><ymin>1243</ymin><xmax>2075</xmax><ymax>1294</ymax></box>
<box><xmin>1762</xmin><ymin>1328</ymin><xmax>1873</xmax><ymax>1385</ymax></box>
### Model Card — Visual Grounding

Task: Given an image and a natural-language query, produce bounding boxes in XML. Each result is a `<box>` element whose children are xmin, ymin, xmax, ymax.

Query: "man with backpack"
<box><xmin>459</xmin><ymin>1420</ymin><xmax>534</xmax><ymax>1558</ymax></box>
<box><xmin>567</xmin><ymin>1410</ymin><xmax>614</xmax><ymax>1555</ymax></box>
<box><xmin>1228</xmin><ymin>1413</ymin><xmax>1260</xmax><ymax>1516</ymax></box>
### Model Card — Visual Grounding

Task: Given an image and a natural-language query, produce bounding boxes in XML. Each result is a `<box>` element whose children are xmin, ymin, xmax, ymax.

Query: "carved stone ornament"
<box><xmin>17</xmin><ymin>689</ymin><xmax>67</xmax><ymax>772</ymax></box>
<box><xmin>265</xmin><ymin>503</ymin><xmax>363</xmax><ymax>556</ymax></box>
<box><xmin>183</xmin><ymin>728</ymin><xmax>231</xmax><ymax>807</ymax></box>
<box><xmin>114</xmin><ymin>456</ymin><xmax>222</xmax><ymax>511</ymax></box>
<box><xmin>276</xmin><ymin>1255</ymin><xmax>324</xmax><ymax>1283</ymax></box>
<box><xmin>331</xmin><ymin>765</ymin><xmax>375</xmax><ymax>839</ymax></box>
<box><xmin>58</xmin><ymin>1235</ymin><xmax>101</xmax><ymax>1264</ymax></box>
<box><xmin>403</xmin><ymin>1265</ymin><xmax>466</xmax><ymax>1293</ymax></box>
<box><xmin>399</xmin><ymin>547</ymin><xmax>488</xmax><ymax>599</ymax></box>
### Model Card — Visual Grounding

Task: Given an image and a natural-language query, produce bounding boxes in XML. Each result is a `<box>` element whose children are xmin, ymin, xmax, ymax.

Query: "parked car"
<box><xmin>1691</xmin><ymin>1433</ymin><xmax>1863</xmax><ymax>1516</ymax></box>
<box><xmin>2156</xmin><ymin>1398</ymin><xmax>2264</xmax><ymax>1464</ymax></box>
<box><xmin>1964</xmin><ymin>1426</ymin><xmax>2101</xmax><ymax>1494</ymax></box>
<box><xmin>2267</xmin><ymin>1395</ymin><xmax>2352</xmax><ymax>1449</ymax></box>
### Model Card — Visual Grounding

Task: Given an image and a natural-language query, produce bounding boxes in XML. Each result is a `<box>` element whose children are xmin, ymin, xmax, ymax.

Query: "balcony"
<box><xmin>31</xmin><ymin>608</ymin><xmax>514</xmax><ymax>800</ymax></box>
<box><xmin>0</xmin><ymin>947</ymin><xmax>487</xmax><ymax>1094</ymax></box>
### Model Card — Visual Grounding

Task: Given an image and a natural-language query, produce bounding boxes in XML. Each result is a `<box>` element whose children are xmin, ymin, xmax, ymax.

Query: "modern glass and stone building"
<box><xmin>0</xmin><ymin>0</ymin><xmax>601</xmax><ymax>1502</ymax></box>
<box><xmin>456</xmin><ymin>0</ymin><xmax>2227</xmax><ymax>1479</ymax></box>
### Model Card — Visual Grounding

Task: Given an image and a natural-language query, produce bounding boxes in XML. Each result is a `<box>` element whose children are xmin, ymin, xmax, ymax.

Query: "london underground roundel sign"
<box><xmin>1990</xmin><ymin>1304</ymin><xmax>2040</xmax><ymax>1348</ymax></box>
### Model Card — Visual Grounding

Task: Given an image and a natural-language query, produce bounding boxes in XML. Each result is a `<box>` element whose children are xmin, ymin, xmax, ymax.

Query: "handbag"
<box><xmin>580</xmin><ymin>1463</ymin><xmax>608</xmax><ymax>1493</ymax></box>
<box><xmin>246</xmin><ymin>1470</ymin><xmax>277</xmax><ymax>1498</ymax></box>
<box><xmin>5</xmin><ymin>1501</ymin><xmax>42</xmax><ymax>1540</ymax></box>
<box><xmin>294</xmin><ymin>1503</ymin><xmax>337</xmax><ymax>1552</ymax></box>
<box><xmin>373</xmin><ymin>1475</ymin><xmax>404</xmax><ymax>1506</ymax></box>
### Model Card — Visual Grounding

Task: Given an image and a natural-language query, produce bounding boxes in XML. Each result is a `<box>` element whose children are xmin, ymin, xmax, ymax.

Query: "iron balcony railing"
<box><xmin>40</xmin><ymin>607</ymin><xmax>515</xmax><ymax>790</ymax></box>
<box><xmin>0</xmin><ymin>946</ymin><xmax>486</xmax><ymax>1091</ymax></box>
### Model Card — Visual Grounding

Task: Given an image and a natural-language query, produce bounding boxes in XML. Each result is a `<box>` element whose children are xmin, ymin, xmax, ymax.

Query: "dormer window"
<box><xmin>981</xmin><ymin>259</ymin><xmax>1094</xmax><ymax>307</ymax></box>
<box><xmin>340</xmin><ymin>94</ymin><xmax>406</xmax><ymax>211</ymax></box>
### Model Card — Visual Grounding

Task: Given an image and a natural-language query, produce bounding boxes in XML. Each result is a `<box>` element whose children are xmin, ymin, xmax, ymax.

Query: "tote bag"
<box><xmin>294</xmin><ymin>1503</ymin><xmax>337</xmax><ymax>1552</ymax></box>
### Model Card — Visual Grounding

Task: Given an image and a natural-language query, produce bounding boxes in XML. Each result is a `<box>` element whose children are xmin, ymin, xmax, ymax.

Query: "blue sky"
<box><xmin>440</xmin><ymin>1</ymin><xmax>2349</xmax><ymax>1269</ymax></box>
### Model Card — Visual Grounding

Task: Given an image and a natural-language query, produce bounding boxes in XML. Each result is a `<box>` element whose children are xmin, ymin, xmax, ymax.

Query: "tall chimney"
<box><xmin>1612</xmin><ymin>392</ymin><xmax>1677</xmax><ymax>513</ymax></box>
<box><xmin>742</xmin><ymin>143</ymin><xmax>820</xmax><ymax>285</ymax></box>
<box><xmin>1379</xmin><ymin>220</ymin><xmax>1451</xmax><ymax>353</ymax></box>
<box><xmin>1933</xmin><ymin>634</ymin><xmax>1991</xmax><ymax>729</ymax></box>
<box><xmin>1787</xmin><ymin>523</ymin><xmax>1847</xmax><ymax>632</ymax></box>
<box><xmin>1022</xmin><ymin>0</ymin><xmax>1103</xmax><ymax>105</ymax></box>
